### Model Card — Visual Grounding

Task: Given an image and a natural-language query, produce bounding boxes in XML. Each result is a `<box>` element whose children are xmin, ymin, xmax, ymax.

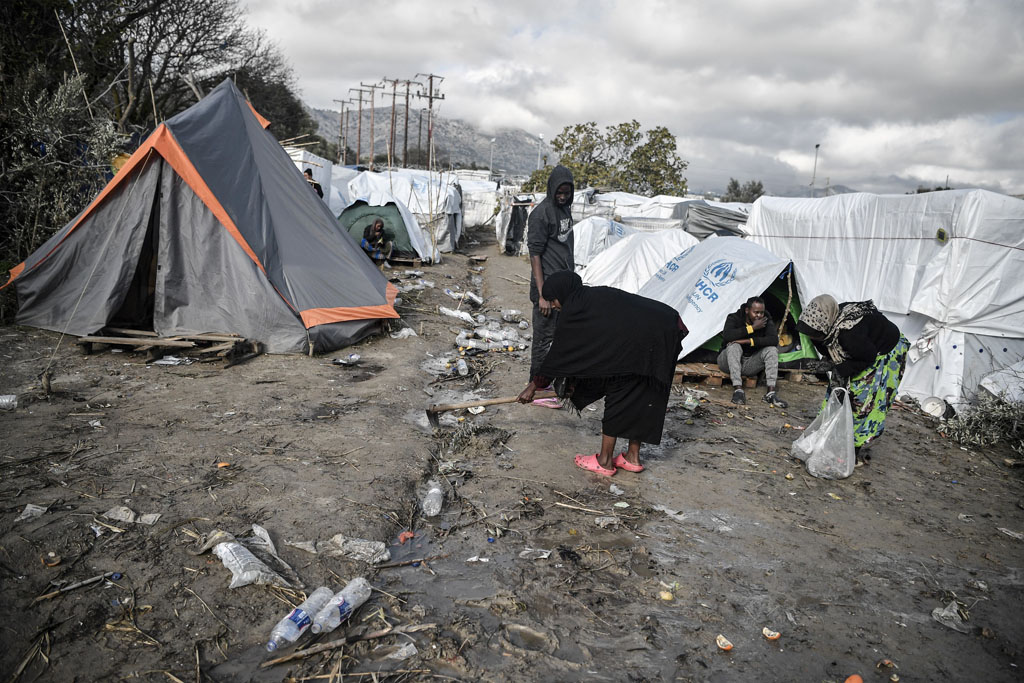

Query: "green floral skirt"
<box><xmin>848</xmin><ymin>335</ymin><xmax>909</xmax><ymax>448</ymax></box>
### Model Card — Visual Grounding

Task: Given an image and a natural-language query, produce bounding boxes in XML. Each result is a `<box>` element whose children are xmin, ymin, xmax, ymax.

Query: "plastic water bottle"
<box><xmin>456</xmin><ymin>358</ymin><xmax>468</xmax><ymax>376</ymax></box>
<box><xmin>266</xmin><ymin>586</ymin><xmax>334</xmax><ymax>651</ymax></box>
<box><xmin>422</xmin><ymin>480</ymin><xmax>444</xmax><ymax>516</ymax></box>
<box><xmin>310</xmin><ymin>577</ymin><xmax>373</xmax><ymax>634</ymax></box>
<box><xmin>501</xmin><ymin>309</ymin><xmax>524</xmax><ymax>322</ymax></box>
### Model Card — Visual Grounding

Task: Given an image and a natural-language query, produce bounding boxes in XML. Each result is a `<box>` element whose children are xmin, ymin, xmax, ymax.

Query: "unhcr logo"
<box><xmin>703</xmin><ymin>260</ymin><xmax>736</xmax><ymax>287</ymax></box>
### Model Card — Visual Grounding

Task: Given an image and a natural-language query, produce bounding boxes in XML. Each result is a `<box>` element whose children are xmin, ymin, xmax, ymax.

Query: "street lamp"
<box><xmin>809</xmin><ymin>143</ymin><xmax>820</xmax><ymax>196</ymax></box>
<box><xmin>489</xmin><ymin>138</ymin><xmax>496</xmax><ymax>177</ymax></box>
<box><xmin>536</xmin><ymin>134</ymin><xmax>544</xmax><ymax>170</ymax></box>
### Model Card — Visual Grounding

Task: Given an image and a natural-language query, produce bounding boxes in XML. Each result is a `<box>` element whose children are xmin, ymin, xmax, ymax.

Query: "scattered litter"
<box><xmin>876</xmin><ymin>659</ymin><xmax>897</xmax><ymax>671</ymax></box>
<box><xmin>715</xmin><ymin>634</ymin><xmax>734</xmax><ymax>651</ymax></box>
<box><xmin>467</xmin><ymin>406</ymin><xmax>485</xmax><ymax>415</ymax></box>
<box><xmin>466</xmin><ymin>556</ymin><xmax>490</xmax><ymax>563</ymax></box>
<box><xmin>785</xmin><ymin>473</ymin><xmax>795</xmax><ymax>480</ymax></box>
<box><xmin>383</xmin><ymin>641</ymin><xmax>419</xmax><ymax>661</ymax></box>
<box><xmin>88</xmin><ymin>419</ymin><xmax>103</xmax><ymax>429</ymax></box>
<box><xmin>402</xmin><ymin>269</ymin><xmax>424</xmax><ymax>277</ymax></box>
<box><xmin>0</xmin><ymin>394</ymin><xmax>17</xmax><ymax>411</ymax></box>
<box><xmin>332</xmin><ymin>354</ymin><xmax>361</xmax><ymax>366</ymax></box>
<box><xmin>152</xmin><ymin>355</ymin><xmax>193</xmax><ymax>366</ymax></box>
<box><xmin>15</xmin><ymin>504</ymin><xmax>47</xmax><ymax>522</ymax></box>
<box><xmin>439</xmin><ymin>306</ymin><xmax>475</xmax><ymax>325</ymax></box>
<box><xmin>518</xmin><ymin>548</ymin><xmax>551</xmax><ymax>560</ymax></box>
<box><xmin>326</xmin><ymin>534</ymin><xmax>391</xmax><ymax>564</ymax></box>
<box><xmin>501</xmin><ymin>309</ymin><xmax>525</xmax><ymax>323</ymax></box>
<box><xmin>968</xmin><ymin>579</ymin><xmax>989</xmax><ymax>591</ymax></box>
<box><xmin>612</xmin><ymin>501</ymin><xmax>630</xmax><ymax>508</ymax></box>
<box><xmin>102</xmin><ymin>506</ymin><xmax>162</xmax><ymax>526</ymax></box>
<box><xmin>998</xmin><ymin>527</ymin><xmax>1024</xmax><ymax>540</ymax></box>
<box><xmin>390</xmin><ymin>327</ymin><xmax>418</xmax><ymax>339</ymax></box>
<box><xmin>931</xmin><ymin>600</ymin><xmax>971</xmax><ymax>633</ymax></box>
<box><xmin>827</xmin><ymin>493</ymin><xmax>843</xmax><ymax>500</ymax></box>
<box><xmin>762</xmin><ymin>627</ymin><xmax>781</xmax><ymax>640</ymax></box>
<box><xmin>33</xmin><ymin>571</ymin><xmax>119</xmax><ymax>603</ymax></box>
<box><xmin>398</xmin><ymin>530</ymin><xmax>415</xmax><ymax>544</ymax></box>
<box><xmin>659</xmin><ymin>591</ymin><xmax>674</xmax><ymax>601</ymax></box>
<box><xmin>90</xmin><ymin>524</ymin><xmax>106</xmax><ymax>537</ymax></box>
<box><xmin>217</xmin><ymin>462</ymin><xmax>231</xmax><ymax>468</ymax></box>
<box><xmin>42</xmin><ymin>552</ymin><xmax>61</xmax><ymax>567</ymax></box>
<box><xmin>422</xmin><ymin>480</ymin><xmax>444</xmax><ymax>517</ymax></box>
<box><xmin>594</xmin><ymin>516</ymin><xmax>619</xmax><ymax>528</ymax></box>
<box><xmin>609</xmin><ymin>484</ymin><xmax>625</xmax><ymax>496</ymax></box>
<box><xmin>957</xmin><ymin>513</ymin><xmax>974</xmax><ymax>523</ymax></box>
<box><xmin>212</xmin><ymin>542</ymin><xmax>289</xmax><ymax>589</ymax></box>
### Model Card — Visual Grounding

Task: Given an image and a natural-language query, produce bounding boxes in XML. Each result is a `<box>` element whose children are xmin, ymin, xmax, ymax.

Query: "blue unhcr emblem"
<box><xmin>703</xmin><ymin>260</ymin><xmax>736</xmax><ymax>287</ymax></box>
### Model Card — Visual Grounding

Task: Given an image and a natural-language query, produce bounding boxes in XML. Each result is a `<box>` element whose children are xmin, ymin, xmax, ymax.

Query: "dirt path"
<box><xmin>1</xmin><ymin>225</ymin><xmax>1022</xmax><ymax>682</ymax></box>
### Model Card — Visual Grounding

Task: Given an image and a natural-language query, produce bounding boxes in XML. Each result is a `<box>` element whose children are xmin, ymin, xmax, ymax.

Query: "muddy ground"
<box><xmin>1</xmin><ymin>225</ymin><xmax>1022</xmax><ymax>683</ymax></box>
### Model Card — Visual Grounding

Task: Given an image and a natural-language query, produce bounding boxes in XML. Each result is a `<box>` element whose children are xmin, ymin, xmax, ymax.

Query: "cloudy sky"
<box><xmin>242</xmin><ymin>0</ymin><xmax>1024</xmax><ymax>196</ymax></box>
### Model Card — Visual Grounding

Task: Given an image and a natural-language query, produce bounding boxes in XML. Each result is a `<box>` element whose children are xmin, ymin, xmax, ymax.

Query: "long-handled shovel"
<box><xmin>426</xmin><ymin>391</ymin><xmax>556</xmax><ymax>428</ymax></box>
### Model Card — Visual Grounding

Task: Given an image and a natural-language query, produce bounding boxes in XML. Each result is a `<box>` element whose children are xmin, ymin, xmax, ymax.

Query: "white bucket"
<box><xmin>921</xmin><ymin>396</ymin><xmax>947</xmax><ymax>417</ymax></box>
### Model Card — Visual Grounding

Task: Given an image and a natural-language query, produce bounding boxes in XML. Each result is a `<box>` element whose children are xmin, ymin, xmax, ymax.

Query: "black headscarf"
<box><xmin>538</xmin><ymin>270</ymin><xmax>683</xmax><ymax>388</ymax></box>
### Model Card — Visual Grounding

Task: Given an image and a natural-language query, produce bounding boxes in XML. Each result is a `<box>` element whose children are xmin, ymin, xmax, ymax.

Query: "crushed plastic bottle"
<box><xmin>212</xmin><ymin>542</ymin><xmax>288</xmax><ymax>589</ymax></box>
<box><xmin>422</xmin><ymin>480</ymin><xmax>444</xmax><ymax>516</ymax></box>
<box><xmin>265</xmin><ymin>586</ymin><xmax>334</xmax><ymax>651</ymax></box>
<box><xmin>311</xmin><ymin>577</ymin><xmax>373</xmax><ymax>634</ymax></box>
<box><xmin>501</xmin><ymin>309</ymin><xmax>525</xmax><ymax>323</ymax></box>
<box><xmin>439</xmin><ymin>306</ymin><xmax>475</xmax><ymax>325</ymax></box>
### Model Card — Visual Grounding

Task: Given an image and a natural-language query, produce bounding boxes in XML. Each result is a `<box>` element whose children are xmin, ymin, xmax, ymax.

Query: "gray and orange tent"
<box><xmin>2</xmin><ymin>80</ymin><xmax>398</xmax><ymax>353</ymax></box>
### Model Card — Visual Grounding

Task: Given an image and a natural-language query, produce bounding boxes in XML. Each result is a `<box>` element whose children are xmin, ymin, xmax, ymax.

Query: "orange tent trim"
<box><xmin>299</xmin><ymin>284</ymin><xmax>400</xmax><ymax>327</ymax></box>
<box><xmin>248</xmin><ymin>101</ymin><xmax>271</xmax><ymax>129</ymax></box>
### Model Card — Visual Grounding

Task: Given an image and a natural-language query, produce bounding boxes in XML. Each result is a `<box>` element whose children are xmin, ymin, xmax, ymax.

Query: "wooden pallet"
<box><xmin>388</xmin><ymin>256</ymin><xmax>423</xmax><ymax>267</ymax></box>
<box><xmin>77</xmin><ymin>328</ymin><xmax>257</xmax><ymax>364</ymax></box>
<box><xmin>673</xmin><ymin>362</ymin><xmax>727</xmax><ymax>386</ymax></box>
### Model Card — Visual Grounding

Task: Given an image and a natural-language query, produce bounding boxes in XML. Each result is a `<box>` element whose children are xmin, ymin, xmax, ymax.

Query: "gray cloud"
<box><xmin>241</xmin><ymin>0</ymin><xmax>1024</xmax><ymax>195</ymax></box>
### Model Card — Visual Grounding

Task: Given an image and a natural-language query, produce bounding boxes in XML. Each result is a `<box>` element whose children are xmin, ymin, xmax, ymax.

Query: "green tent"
<box><xmin>698</xmin><ymin>269</ymin><xmax>818</xmax><ymax>365</ymax></box>
<box><xmin>339</xmin><ymin>200</ymin><xmax>419</xmax><ymax>259</ymax></box>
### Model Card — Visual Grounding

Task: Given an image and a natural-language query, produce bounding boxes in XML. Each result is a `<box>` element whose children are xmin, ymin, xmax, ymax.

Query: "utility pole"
<box><xmin>417</xmin><ymin>108</ymin><xmax>427</xmax><ymax>166</ymax></box>
<box><xmin>809</xmin><ymin>143</ymin><xmax>820</xmax><ymax>197</ymax></box>
<box><xmin>332</xmin><ymin>99</ymin><xmax>347</xmax><ymax>164</ymax></box>
<box><xmin>415</xmin><ymin>73</ymin><xmax>445</xmax><ymax>169</ymax></box>
<box><xmin>537</xmin><ymin>134</ymin><xmax>544</xmax><ymax>170</ymax></box>
<box><xmin>395</xmin><ymin>79</ymin><xmax>421</xmax><ymax>167</ymax></box>
<box><xmin>341</xmin><ymin>99</ymin><xmax>356</xmax><ymax>165</ymax></box>
<box><xmin>383</xmin><ymin>78</ymin><xmax>401</xmax><ymax>167</ymax></box>
<box><xmin>360</xmin><ymin>81</ymin><xmax>383</xmax><ymax>170</ymax></box>
<box><xmin>349</xmin><ymin>87</ymin><xmax>370</xmax><ymax>166</ymax></box>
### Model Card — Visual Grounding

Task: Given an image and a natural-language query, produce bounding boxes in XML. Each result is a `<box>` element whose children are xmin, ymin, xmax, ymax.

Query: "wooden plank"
<box><xmin>198</xmin><ymin>341</ymin><xmax>237</xmax><ymax>355</ymax></box>
<box><xmin>164</xmin><ymin>333</ymin><xmax>243</xmax><ymax>342</ymax></box>
<box><xmin>78</xmin><ymin>336</ymin><xmax>195</xmax><ymax>348</ymax></box>
<box><xmin>103</xmin><ymin>327</ymin><xmax>159</xmax><ymax>337</ymax></box>
<box><xmin>389</xmin><ymin>256</ymin><xmax>422</xmax><ymax>267</ymax></box>
<box><xmin>701</xmin><ymin>376</ymin><xmax>723</xmax><ymax>387</ymax></box>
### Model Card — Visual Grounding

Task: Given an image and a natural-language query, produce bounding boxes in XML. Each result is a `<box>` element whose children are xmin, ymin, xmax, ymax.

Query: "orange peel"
<box><xmin>715</xmin><ymin>634</ymin><xmax>733</xmax><ymax>651</ymax></box>
<box><xmin>762</xmin><ymin>626</ymin><xmax>781</xmax><ymax>640</ymax></box>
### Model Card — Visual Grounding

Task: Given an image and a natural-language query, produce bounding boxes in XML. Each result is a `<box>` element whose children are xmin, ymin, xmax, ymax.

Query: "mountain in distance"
<box><xmin>308</xmin><ymin>104</ymin><xmax>859</xmax><ymax>196</ymax></box>
<box><xmin>308</xmin><ymin>105</ymin><xmax>547</xmax><ymax>176</ymax></box>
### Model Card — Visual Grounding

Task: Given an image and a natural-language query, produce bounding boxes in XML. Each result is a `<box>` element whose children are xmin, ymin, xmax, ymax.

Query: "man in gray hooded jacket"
<box><xmin>527</xmin><ymin>165</ymin><xmax>575</xmax><ymax>389</ymax></box>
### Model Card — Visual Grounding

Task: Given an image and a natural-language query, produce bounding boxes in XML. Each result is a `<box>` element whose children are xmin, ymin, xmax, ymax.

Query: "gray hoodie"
<box><xmin>527</xmin><ymin>165</ymin><xmax>575</xmax><ymax>302</ymax></box>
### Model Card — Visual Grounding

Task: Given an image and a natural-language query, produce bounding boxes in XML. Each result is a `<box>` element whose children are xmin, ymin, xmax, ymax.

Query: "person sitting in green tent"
<box><xmin>360</xmin><ymin>218</ymin><xmax>393</xmax><ymax>270</ymax></box>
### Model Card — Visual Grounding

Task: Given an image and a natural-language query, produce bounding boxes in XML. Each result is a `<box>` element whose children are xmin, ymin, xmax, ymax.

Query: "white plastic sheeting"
<box><xmin>286</xmin><ymin>148</ymin><xmax>332</xmax><ymax>205</ymax></box>
<box><xmin>980</xmin><ymin>359</ymin><xmax>1024</xmax><ymax>403</ymax></box>
<box><xmin>454</xmin><ymin>173</ymin><xmax>499</xmax><ymax>228</ymax></box>
<box><xmin>348</xmin><ymin>169</ymin><xmax>463</xmax><ymax>252</ymax></box>
<box><xmin>328</xmin><ymin>166</ymin><xmax>360</xmax><ymax>216</ymax></box>
<box><xmin>573</xmin><ymin>217</ymin><xmax>636</xmax><ymax>271</ymax></box>
<box><xmin>745</xmin><ymin>189</ymin><xmax>1024</xmax><ymax>405</ymax></box>
<box><xmin>638</xmin><ymin>237</ymin><xmax>790</xmax><ymax>359</ymax></box>
<box><xmin>583</xmin><ymin>229</ymin><xmax>699</xmax><ymax>294</ymax></box>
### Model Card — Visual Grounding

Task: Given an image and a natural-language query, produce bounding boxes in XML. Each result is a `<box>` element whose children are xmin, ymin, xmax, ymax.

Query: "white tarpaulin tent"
<box><xmin>583</xmin><ymin>229</ymin><xmax>700</xmax><ymax>293</ymax></box>
<box><xmin>328</xmin><ymin>165</ymin><xmax>360</xmax><ymax>216</ymax></box>
<box><xmin>286</xmin><ymin>147</ymin><xmax>332</xmax><ymax>204</ymax></box>
<box><xmin>745</xmin><ymin>189</ymin><xmax>1024</xmax><ymax>407</ymax></box>
<box><xmin>348</xmin><ymin>169</ymin><xmax>463</xmax><ymax>252</ymax></box>
<box><xmin>454</xmin><ymin>172</ymin><xmax>499</xmax><ymax>228</ymax></box>
<box><xmin>573</xmin><ymin>217</ymin><xmax>636</xmax><ymax>272</ymax></box>
<box><xmin>638</xmin><ymin>237</ymin><xmax>791</xmax><ymax>358</ymax></box>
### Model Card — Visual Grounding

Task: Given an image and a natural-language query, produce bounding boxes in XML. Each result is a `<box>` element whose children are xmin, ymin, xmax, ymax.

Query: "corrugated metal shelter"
<box><xmin>3</xmin><ymin>80</ymin><xmax>398</xmax><ymax>354</ymax></box>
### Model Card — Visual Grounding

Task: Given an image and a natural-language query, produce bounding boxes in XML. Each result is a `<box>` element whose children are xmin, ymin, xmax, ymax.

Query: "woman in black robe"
<box><xmin>518</xmin><ymin>271</ymin><xmax>686</xmax><ymax>476</ymax></box>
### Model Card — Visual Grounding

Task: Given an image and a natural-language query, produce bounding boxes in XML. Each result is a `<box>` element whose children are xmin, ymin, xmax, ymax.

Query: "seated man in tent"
<box><xmin>718</xmin><ymin>296</ymin><xmax>788</xmax><ymax>408</ymax></box>
<box><xmin>360</xmin><ymin>218</ymin><xmax>393</xmax><ymax>270</ymax></box>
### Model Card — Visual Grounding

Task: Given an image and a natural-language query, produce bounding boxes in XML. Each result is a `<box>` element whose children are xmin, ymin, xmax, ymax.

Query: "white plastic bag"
<box><xmin>791</xmin><ymin>387</ymin><xmax>855</xmax><ymax>479</ymax></box>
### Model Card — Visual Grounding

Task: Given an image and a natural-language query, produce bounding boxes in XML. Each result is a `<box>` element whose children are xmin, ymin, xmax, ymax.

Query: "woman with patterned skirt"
<box><xmin>797</xmin><ymin>294</ymin><xmax>909</xmax><ymax>461</ymax></box>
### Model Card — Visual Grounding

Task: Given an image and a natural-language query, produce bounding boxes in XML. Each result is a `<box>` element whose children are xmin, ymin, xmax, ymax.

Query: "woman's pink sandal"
<box><xmin>613</xmin><ymin>453</ymin><xmax>644</xmax><ymax>472</ymax></box>
<box><xmin>574</xmin><ymin>453</ymin><xmax>616</xmax><ymax>476</ymax></box>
